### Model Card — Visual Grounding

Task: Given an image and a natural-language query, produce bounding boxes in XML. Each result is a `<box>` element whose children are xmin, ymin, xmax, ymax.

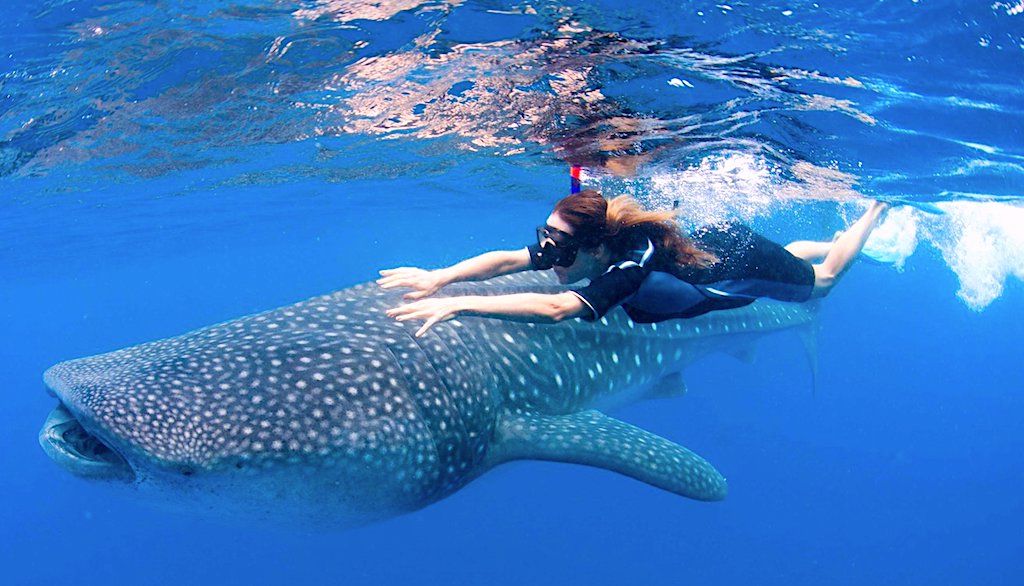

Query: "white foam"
<box><xmin>646</xmin><ymin>152</ymin><xmax>780</xmax><ymax>225</ymax></box>
<box><xmin>862</xmin><ymin>206</ymin><xmax>919</xmax><ymax>269</ymax></box>
<box><xmin>856</xmin><ymin>201</ymin><xmax>1024</xmax><ymax>309</ymax></box>
<box><xmin>922</xmin><ymin>201</ymin><xmax>1024</xmax><ymax>310</ymax></box>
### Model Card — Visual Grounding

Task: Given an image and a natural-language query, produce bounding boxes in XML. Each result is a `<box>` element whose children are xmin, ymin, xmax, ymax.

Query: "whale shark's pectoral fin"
<box><xmin>490</xmin><ymin>410</ymin><xmax>727</xmax><ymax>501</ymax></box>
<box><xmin>725</xmin><ymin>343</ymin><xmax>759</xmax><ymax>364</ymax></box>
<box><xmin>647</xmin><ymin>371</ymin><xmax>688</xmax><ymax>399</ymax></box>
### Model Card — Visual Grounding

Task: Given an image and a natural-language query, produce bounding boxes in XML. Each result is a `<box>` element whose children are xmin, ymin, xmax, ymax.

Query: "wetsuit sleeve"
<box><xmin>525</xmin><ymin>243</ymin><xmax>554</xmax><ymax>270</ymax></box>
<box><xmin>571</xmin><ymin>266</ymin><xmax>646</xmax><ymax>321</ymax></box>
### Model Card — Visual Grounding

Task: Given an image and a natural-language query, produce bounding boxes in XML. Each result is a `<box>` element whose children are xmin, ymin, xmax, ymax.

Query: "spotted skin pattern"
<box><xmin>42</xmin><ymin>272</ymin><xmax>815</xmax><ymax>527</ymax></box>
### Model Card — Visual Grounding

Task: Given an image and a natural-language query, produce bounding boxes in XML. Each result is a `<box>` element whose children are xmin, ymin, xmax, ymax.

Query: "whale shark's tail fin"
<box><xmin>488</xmin><ymin>410</ymin><xmax>727</xmax><ymax>501</ymax></box>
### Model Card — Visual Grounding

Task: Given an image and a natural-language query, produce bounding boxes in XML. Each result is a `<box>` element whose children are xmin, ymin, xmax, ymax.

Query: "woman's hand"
<box><xmin>376</xmin><ymin>267</ymin><xmax>447</xmax><ymax>300</ymax></box>
<box><xmin>386</xmin><ymin>297</ymin><xmax>462</xmax><ymax>337</ymax></box>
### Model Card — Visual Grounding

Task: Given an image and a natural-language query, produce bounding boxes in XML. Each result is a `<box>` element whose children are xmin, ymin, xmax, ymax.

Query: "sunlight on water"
<box><xmin>1</xmin><ymin>0</ymin><xmax>1022</xmax><ymax>311</ymax></box>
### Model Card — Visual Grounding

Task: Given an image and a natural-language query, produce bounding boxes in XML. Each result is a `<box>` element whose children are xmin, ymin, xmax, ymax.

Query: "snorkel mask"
<box><xmin>535</xmin><ymin>224</ymin><xmax>580</xmax><ymax>268</ymax></box>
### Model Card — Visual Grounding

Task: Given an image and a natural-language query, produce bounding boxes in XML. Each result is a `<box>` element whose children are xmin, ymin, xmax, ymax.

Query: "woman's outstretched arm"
<box><xmin>378</xmin><ymin>248</ymin><xmax>532</xmax><ymax>300</ymax></box>
<box><xmin>386</xmin><ymin>291</ymin><xmax>588</xmax><ymax>337</ymax></box>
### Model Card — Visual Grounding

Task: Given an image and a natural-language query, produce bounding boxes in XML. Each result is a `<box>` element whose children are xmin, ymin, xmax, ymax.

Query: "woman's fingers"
<box><xmin>377</xmin><ymin>267</ymin><xmax>419</xmax><ymax>284</ymax></box>
<box><xmin>385</xmin><ymin>305</ymin><xmax>416</xmax><ymax>319</ymax></box>
<box><xmin>377</xmin><ymin>272</ymin><xmax>415</xmax><ymax>287</ymax></box>
<box><xmin>415</xmin><ymin>317</ymin><xmax>441</xmax><ymax>338</ymax></box>
<box><xmin>386</xmin><ymin>302</ymin><xmax>434</xmax><ymax>320</ymax></box>
<box><xmin>379</xmin><ymin>267</ymin><xmax>426</xmax><ymax>279</ymax></box>
<box><xmin>403</xmin><ymin>288</ymin><xmax>436</xmax><ymax>300</ymax></box>
<box><xmin>415</xmin><ymin>310</ymin><xmax>455</xmax><ymax>337</ymax></box>
<box><xmin>379</xmin><ymin>278</ymin><xmax>420</xmax><ymax>291</ymax></box>
<box><xmin>376</xmin><ymin>268</ymin><xmax>440</xmax><ymax>297</ymax></box>
<box><xmin>379</xmin><ymin>267</ymin><xmax>419</xmax><ymax>276</ymax></box>
<box><xmin>395</xmin><ymin>308</ymin><xmax>433</xmax><ymax>321</ymax></box>
<box><xmin>377</xmin><ymin>277</ymin><xmax>408</xmax><ymax>289</ymax></box>
<box><xmin>386</xmin><ymin>300</ymin><xmax>454</xmax><ymax>336</ymax></box>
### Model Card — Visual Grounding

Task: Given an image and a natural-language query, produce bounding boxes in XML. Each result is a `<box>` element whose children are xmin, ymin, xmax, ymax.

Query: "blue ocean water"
<box><xmin>2</xmin><ymin>1</ymin><xmax>1022</xmax><ymax>584</ymax></box>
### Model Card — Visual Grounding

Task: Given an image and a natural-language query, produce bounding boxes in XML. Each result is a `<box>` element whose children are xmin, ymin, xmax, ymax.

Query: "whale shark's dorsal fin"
<box><xmin>489</xmin><ymin>410</ymin><xmax>727</xmax><ymax>501</ymax></box>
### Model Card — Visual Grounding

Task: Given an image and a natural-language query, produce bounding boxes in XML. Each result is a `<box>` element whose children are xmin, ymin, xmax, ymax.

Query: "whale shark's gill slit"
<box><xmin>413</xmin><ymin>329</ymin><xmax>472</xmax><ymax>438</ymax></box>
<box><xmin>440</xmin><ymin>325</ymin><xmax>484</xmax><ymax>423</ymax></box>
<box><xmin>382</xmin><ymin>342</ymin><xmax>441</xmax><ymax>464</ymax></box>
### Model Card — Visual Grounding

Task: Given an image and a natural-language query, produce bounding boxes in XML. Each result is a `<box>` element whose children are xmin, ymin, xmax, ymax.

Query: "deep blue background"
<box><xmin>3</xmin><ymin>175</ymin><xmax>1022</xmax><ymax>585</ymax></box>
<box><xmin>2</xmin><ymin>0</ymin><xmax>1023</xmax><ymax>583</ymax></box>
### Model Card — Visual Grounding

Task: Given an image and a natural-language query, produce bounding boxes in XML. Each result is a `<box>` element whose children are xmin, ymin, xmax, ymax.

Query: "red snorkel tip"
<box><xmin>570</xmin><ymin>165</ymin><xmax>582</xmax><ymax>194</ymax></box>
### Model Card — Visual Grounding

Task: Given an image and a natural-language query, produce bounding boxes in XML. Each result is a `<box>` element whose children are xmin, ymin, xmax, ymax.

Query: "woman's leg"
<box><xmin>785</xmin><ymin>239</ymin><xmax>834</xmax><ymax>262</ymax></box>
<box><xmin>809</xmin><ymin>201</ymin><xmax>889</xmax><ymax>298</ymax></box>
<box><xmin>786</xmin><ymin>231</ymin><xmax>846</xmax><ymax>262</ymax></box>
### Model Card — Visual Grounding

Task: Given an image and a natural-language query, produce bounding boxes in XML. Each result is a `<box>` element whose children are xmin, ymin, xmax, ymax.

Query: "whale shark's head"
<box><xmin>38</xmin><ymin>288</ymin><xmax>484</xmax><ymax>526</ymax></box>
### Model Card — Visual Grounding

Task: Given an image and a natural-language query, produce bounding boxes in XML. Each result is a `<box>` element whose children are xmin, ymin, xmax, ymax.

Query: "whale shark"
<box><xmin>39</xmin><ymin>272</ymin><xmax>815</xmax><ymax>527</ymax></box>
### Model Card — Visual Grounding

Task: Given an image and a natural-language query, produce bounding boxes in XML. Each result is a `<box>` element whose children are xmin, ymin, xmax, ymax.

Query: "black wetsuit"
<box><xmin>528</xmin><ymin>224</ymin><xmax>815</xmax><ymax>323</ymax></box>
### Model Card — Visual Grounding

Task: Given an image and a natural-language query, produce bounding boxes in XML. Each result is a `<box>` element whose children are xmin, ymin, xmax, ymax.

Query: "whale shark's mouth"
<box><xmin>39</xmin><ymin>403</ymin><xmax>135</xmax><ymax>482</ymax></box>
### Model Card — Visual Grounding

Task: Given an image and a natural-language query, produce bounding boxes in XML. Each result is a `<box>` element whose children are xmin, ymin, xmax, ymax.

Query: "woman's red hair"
<box><xmin>553</xmin><ymin>189</ymin><xmax>717</xmax><ymax>269</ymax></box>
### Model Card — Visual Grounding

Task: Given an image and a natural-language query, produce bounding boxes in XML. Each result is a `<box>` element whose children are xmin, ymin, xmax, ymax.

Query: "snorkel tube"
<box><xmin>570</xmin><ymin>165</ymin><xmax>582</xmax><ymax>194</ymax></box>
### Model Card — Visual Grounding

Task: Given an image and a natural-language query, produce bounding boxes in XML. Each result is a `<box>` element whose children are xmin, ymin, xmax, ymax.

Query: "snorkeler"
<box><xmin>380</xmin><ymin>189</ymin><xmax>887</xmax><ymax>337</ymax></box>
